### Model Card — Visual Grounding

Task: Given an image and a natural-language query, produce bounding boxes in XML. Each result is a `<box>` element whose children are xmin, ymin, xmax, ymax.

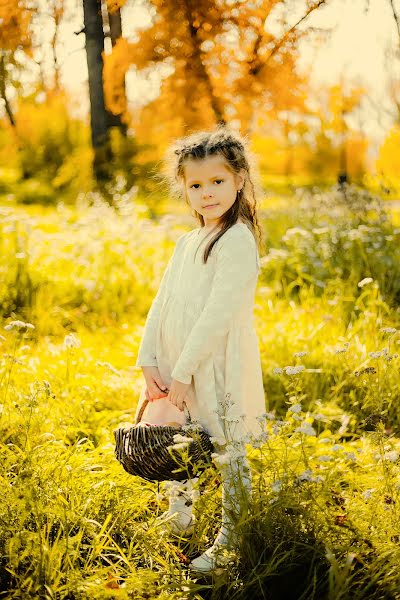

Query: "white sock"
<box><xmin>162</xmin><ymin>478</ymin><xmax>199</xmax><ymax>525</ymax></box>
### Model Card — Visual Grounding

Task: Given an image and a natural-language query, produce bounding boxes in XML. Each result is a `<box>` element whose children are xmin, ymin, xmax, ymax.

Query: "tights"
<box><xmin>162</xmin><ymin>443</ymin><xmax>252</xmax><ymax>548</ymax></box>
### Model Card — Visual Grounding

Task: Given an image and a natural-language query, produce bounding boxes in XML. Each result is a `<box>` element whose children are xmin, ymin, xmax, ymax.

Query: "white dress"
<box><xmin>134</xmin><ymin>221</ymin><xmax>266</xmax><ymax>446</ymax></box>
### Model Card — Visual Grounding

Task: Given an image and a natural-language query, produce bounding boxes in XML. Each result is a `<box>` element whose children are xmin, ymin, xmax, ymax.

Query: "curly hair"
<box><xmin>163</xmin><ymin>124</ymin><xmax>264</xmax><ymax>264</ymax></box>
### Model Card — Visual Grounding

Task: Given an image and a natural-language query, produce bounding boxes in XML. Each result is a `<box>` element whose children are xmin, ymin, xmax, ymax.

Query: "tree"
<box><xmin>0</xmin><ymin>0</ymin><xmax>34</xmax><ymax>128</ymax></box>
<box><xmin>82</xmin><ymin>0</ymin><xmax>113</xmax><ymax>183</ymax></box>
<box><xmin>103</xmin><ymin>0</ymin><xmax>332</xmax><ymax>137</ymax></box>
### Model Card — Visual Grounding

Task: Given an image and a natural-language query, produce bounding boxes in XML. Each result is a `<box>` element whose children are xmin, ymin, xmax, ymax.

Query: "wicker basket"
<box><xmin>113</xmin><ymin>398</ymin><xmax>215</xmax><ymax>482</ymax></box>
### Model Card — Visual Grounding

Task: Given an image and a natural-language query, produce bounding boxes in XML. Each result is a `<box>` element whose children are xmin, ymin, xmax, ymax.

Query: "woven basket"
<box><xmin>113</xmin><ymin>398</ymin><xmax>215</xmax><ymax>482</ymax></box>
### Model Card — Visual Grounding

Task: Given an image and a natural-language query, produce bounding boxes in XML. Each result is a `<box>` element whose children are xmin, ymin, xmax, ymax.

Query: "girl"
<box><xmin>134</xmin><ymin>126</ymin><xmax>267</xmax><ymax>573</ymax></box>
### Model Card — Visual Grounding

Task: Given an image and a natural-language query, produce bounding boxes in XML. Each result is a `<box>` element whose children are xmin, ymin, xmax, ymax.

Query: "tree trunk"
<box><xmin>82</xmin><ymin>0</ymin><xmax>112</xmax><ymax>182</ymax></box>
<box><xmin>0</xmin><ymin>54</ymin><xmax>16</xmax><ymax>128</ymax></box>
<box><xmin>104</xmin><ymin>4</ymin><xmax>128</xmax><ymax>136</ymax></box>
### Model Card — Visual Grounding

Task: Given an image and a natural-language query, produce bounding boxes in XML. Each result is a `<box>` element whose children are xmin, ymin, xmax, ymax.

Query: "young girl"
<box><xmin>134</xmin><ymin>126</ymin><xmax>267</xmax><ymax>573</ymax></box>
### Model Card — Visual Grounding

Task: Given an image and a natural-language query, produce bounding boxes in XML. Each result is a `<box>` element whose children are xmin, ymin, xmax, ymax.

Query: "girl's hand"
<box><xmin>141</xmin><ymin>366</ymin><xmax>169</xmax><ymax>401</ymax></box>
<box><xmin>166</xmin><ymin>378</ymin><xmax>191</xmax><ymax>412</ymax></box>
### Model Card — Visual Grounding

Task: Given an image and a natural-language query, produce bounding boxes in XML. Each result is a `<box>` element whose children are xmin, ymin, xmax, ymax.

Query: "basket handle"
<box><xmin>135</xmin><ymin>397</ymin><xmax>192</xmax><ymax>425</ymax></box>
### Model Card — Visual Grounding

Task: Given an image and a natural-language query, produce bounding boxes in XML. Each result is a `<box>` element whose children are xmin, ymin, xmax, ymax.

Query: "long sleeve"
<box><xmin>171</xmin><ymin>228</ymin><xmax>259</xmax><ymax>384</ymax></box>
<box><xmin>135</xmin><ymin>233</ymin><xmax>185</xmax><ymax>368</ymax></box>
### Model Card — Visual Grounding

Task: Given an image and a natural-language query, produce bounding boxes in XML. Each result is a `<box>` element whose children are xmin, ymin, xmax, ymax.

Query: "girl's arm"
<box><xmin>171</xmin><ymin>228</ymin><xmax>259</xmax><ymax>384</ymax></box>
<box><xmin>135</xmin><ymin>233</ymin><xmax>185</xmax><ymax>368</ymax></box>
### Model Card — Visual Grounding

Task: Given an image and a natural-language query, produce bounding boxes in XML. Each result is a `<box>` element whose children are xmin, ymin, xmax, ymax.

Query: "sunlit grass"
<box><xmin>1</xmin><ymin>186</ymin><xmax>400</xmax><ymax>598</ymax></box>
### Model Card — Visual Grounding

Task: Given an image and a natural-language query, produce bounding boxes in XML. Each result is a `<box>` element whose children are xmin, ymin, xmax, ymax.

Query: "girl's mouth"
<box><xmin>204</xmin><ymin>204</ymin><xmax>218</xmax><ymax>208</ymax></box>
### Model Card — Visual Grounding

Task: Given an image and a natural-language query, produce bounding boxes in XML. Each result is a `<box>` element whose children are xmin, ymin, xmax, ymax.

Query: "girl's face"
<box><xmin>182</xmin><ymin>154</ymin><xmax>245</xmax><ymax>228</ymax></box>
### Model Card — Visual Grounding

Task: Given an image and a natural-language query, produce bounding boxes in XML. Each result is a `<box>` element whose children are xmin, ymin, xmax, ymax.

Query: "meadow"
<box><xmin>1</xmin><ymin>184</ymin><xmax>400</xmax><ymax>599</ymax></box>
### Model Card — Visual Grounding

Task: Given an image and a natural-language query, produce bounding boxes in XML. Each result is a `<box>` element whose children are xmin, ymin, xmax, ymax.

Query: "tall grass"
<box><xmin>1</xmin><ymin>185</ymin><xmax>400</xmax><ymax>598</ymax></box>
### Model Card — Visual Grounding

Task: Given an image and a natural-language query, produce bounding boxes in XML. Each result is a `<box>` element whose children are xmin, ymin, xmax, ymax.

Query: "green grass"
<box><xmin>1</xmin><ymin>186</ymin><xmax>400</xmax><ymax>598</ymax></box>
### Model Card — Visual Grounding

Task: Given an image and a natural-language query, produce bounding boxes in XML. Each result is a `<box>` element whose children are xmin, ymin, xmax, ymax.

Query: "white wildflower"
<box><xmin>210</xmin><ymin>436</ymin><xmax>226</xmax><ymax>446</ymax></box>
<box><xmin>313</xmin><ymin>475</ymin><xmax>324</xmax><ymax>483</ymax></box>
<box><xmin>380</xmin><ymin>327</ymin><xmax>397</xmax><ymax>334</ymax></box>
<box><xmin>64</xmin><ymin>334</ymin><xmax>81</xmax><ymax>348</ymax></box>
<box><xmin>297</xmin><ymin>469</ymin><xmax>313</xmax><ymax>481</ymax></box>
<box><xmin>319</xmin><ymin>437</ymin><xmax>332</xmax><ymax>444</ymax></box>
<box><xmin>363</xmin><ymin>488</ymin><xmax>375</xmax><ymax>500</ymax></box>
<box><xmin>4</xmin><ymin>320</ymin><xmax>35</xmax><ymax>331</ymax></box>
<box><xmin>271</xmin><ymin>480</ymin><xmax>282</xmax><ymax>493</ymax></box>
<box><xmin>295</xmin><ymin>422</ymin><xmax>316</xmax><ymax>436</ymax></box>
<box><xmin>332</xmin><ymin>444</ymin><xmax>344</xmax><ymax>451</ymax></box>
<box><xmin>344</xmin><ymin>452</ymin><xmax>357</xmax><ymax>462</ymax></box>
<box><xmin>384</xmin><ymin>450</ymin><xmax>398</xmax><ymax>462</ymax></box>
<box><xmin>211</xmin><ymin>452</ymin><xmax>231</xmax><ymax>467</ymax></box>
<box><xmin>273</xmin><ymin>367</ymin><xmax>283</xmax><ymax>375</ymax></box>
<box><xmin>288</xmin><ymin>403</ymin><xmax>302</xmax><ymax>414</ymax></box>
<box><xmin>284</xmin><ymin>365</ymin><xmax>305</xmax><ymax>375</ymax></box>
<box><xmin>250</xmin><ymin>431</ymin><xmax>269</xmax><ymax>448</ymax></box>
<box><xmin>358</xmin><ymin>277</ymin><xmax>373</xmax><ymax>288</ymax></box>
<box><xmin>317</xmin><ymin>455</ymin><xmax>332</xmax><ymax>462</ymax></box>
<box><xmin>172</xmin><ymin>434</ymin><xmax>194</xmax><ymax>444</ymax></box>
<box><xmin>256</xmin><ymin>413</ymin><xmax>268</xmax><ymax>423</ymax></box>
<box><xmin>293</xmin><ymin>351</ymin><xmax>308</xmax><ymax>357</ymax></box>
<box><xmin>368</xmin><ymin>351</ymin><xmax>382</xmax><ymax>359</ymax></box>
<box><xmin>168</xmin><ymin>442</ymin><xmax>190</xmax><ymax>451</ymax></box>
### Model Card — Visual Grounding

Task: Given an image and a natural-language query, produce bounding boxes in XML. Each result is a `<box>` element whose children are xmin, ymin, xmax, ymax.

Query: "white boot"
<box><xmin>188</xmin><ymin>449</ymin><xmax>252</xmax><ymax>574</ymax></box>
<box><xmin>157</xmin><ymin>477</ymin><xmax>199</xmax><ymax>536</ymax></box>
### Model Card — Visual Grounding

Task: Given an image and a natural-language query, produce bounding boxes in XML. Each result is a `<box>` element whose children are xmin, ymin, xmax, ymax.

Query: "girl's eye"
<box><xmin>190</xmin><ymin>180</ymin><xmax>224</xmax><ymax>189</ymax></box>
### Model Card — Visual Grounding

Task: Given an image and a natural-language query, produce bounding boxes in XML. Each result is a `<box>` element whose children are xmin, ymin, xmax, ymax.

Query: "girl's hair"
<box><xmin>163</xmin><ymin>125</ymin><xmax>264</xmax><ymax>264</ymax></box>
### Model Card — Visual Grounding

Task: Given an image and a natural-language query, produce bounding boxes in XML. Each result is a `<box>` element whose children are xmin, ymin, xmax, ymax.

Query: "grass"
<box><xmin>1</xmin><ymin>184</ymin><xmax>400</xmax><ymax>598</ymax></box>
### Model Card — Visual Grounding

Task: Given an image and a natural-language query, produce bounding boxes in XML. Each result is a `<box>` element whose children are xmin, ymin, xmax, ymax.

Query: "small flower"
<box><xmin>64</xmin><ymin>334</ymin><xmax>81</xmax><ymax>348</ymax></box>
<box><xmin>363</xmin><ymin>488</ymin><xmax>375</xmax><ymax>500</ymax></box>
<box><xmin>210</xmin><ymin>436</ymin><xmax>226</xmax><ymax>446</ymax></box>
<box><xmin>4</xmin><ymin>320</ymin><xmax>35</xmax><ymax>331</ymax></box>
<box><xmin>273</xmin><ymin>367</ymin><xmax>283</xmax><ymax>375</ymax></box>
<box><xmin>332</xmin><ymin>444</ymin><xmax>344</xmax><ymax>451</ymax></box>
<box><xmin>319</xmin><ymin>437</ymin><xmax>332</xmax><ymax>444</ymax></box>
<box><xmin>211</xmin><ymin>452</ymin><xmax>231</xmax><ymax>466</ymax></box>
<box><xmin>313</xmin><ymin>475</ymin><xmax>324</xmax><ymax>483</ymax></box>
<box><xmin>317</xmin><ymin>455</ymin><xmax>332</xmax><ymax>462</ymax></box>
<box><xmin>256</xmin><ymin>413</ymin><xmax>268</xmax><ymax>423</ymax></box>
<box><xmin>250</xmin><ymin>431</ymin><xmax>269</xmax><ymax>447</ymax></box>
<box><xmin>172</xmin><ymin>434</ymin><xmax>194</xmax><ymax>443</ymax></box>
<box><xmin>380</xmin><ymin>327</ymin><xmax>397</xmax><ymax>334</ymax></box>
<box><xmin>295</xmin><ymin>422</ymin><xmax>316</xmax><ymax>436</ymax></box>
<box><xmin>384</xmin><ymin>450</ymin><xmax>398</xmax><ymax>462</ymax></box>
<box><xmin>288</xmin><ymin>403</ymin><xmax>302</xmax><ymax>414</ymax></box>
<box><xmin>297</xmin><ymin>469</ymin><xmax>313</xmax><ymax>481</ymax></box>
<box><xmin>343</xmin><ymin>452</ymin><xmax>357</xmax><ymax>462</ymax></box>
<box><xmin>368</xmin><ymin>351</ymin><xmax>382</xmax><ymax>359</ymax></box>
<box><xmin>168</xmin><ymin>442</ymin><xmax>190</xmax><ymax>451</ymax></box>
<box><xmin>358</xmin><ymin>277</ymin><xmax>373</xmax><ymax>287</ymax></box>
<box><xmin>271</xmin><ymin>480</ymin><xmax>282</xmax><ymax>493</ymax></box>
<box><xmin>284</xmin><ymin>365</ymin><xmax>305</xmax><ymax>375</ymax></box>
<box><xmin>293</xmin><ymin>351</ymin><xmax>308</xmax><ymax>357</ymax></box>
